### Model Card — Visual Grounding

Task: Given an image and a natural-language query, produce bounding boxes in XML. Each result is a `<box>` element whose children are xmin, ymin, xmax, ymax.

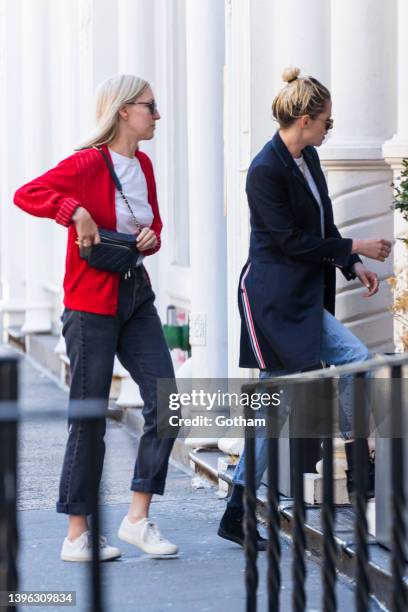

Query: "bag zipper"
<box><xmin>99</xmin><ymin>236</ymin><xmax>135</xmax><ymax>249</ymax></box>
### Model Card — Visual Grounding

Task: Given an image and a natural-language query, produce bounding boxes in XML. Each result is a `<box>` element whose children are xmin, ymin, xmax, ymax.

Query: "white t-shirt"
<box><xmin>108</xmin><ymin>148</ymin><xmax>154</xmax><ymax>234</ymax></box>
<box><xmin>294</xmin><ymin>155</ymin><xmax>325</xmax><ymax>238</ymax></box>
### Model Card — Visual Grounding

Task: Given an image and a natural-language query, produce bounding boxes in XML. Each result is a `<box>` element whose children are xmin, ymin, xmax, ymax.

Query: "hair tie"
<box><xmin>288</xmin><ymin>76</ymin><xmax>298</xmax><ymax>84</ymax></box>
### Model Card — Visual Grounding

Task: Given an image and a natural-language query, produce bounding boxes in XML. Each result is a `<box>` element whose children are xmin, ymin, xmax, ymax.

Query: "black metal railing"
<box><xmin>0</xmin><ymin>354</ymin><xmax>19</xmax><ymax>611</ymax></box>
<box><xmin>0</xmin><ymin>351</ymin><xmax>105</xmax><ymax>612</ymax></box>
<box><xmin>2</xmin><ymin>349</ymin><xmax>408</xmax><ymax>611</ymax></box>
<box><xmin>242</xmin><ymin>353</ymin><xmax>408</xmax><ymax>612</ymax></box>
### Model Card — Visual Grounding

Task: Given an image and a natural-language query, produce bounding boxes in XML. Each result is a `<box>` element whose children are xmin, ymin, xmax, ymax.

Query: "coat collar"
<box><xmin>271</xmin><ymin>130</ymin><xmax>327</xmax><ymax>208</ymax></box>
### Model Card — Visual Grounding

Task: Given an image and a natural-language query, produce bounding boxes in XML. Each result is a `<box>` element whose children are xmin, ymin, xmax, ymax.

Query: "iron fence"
<box><xmin>243</xmin><ymin>353</ymin><xmax>408</xmax><ymax>612</ymax></box>
<box><xmin>2</xmin><ymin>350</ymin><xmax>408</xmax><ymax>611</ymax></box>
<box><xmin>0</xmin><ymin>351</ymin><xmax>104</xmax><ymax>612</ymax></box>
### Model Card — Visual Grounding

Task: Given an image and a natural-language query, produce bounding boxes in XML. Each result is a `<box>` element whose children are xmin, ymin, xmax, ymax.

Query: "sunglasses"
<box><xmin>315</xmin><ymin>116</ymin><xmax>334</xmax><ymax>131</ymax></box>
<box><xmin>128</xmin><ymin>99</ymin><xmax>158</xmax><ymax>116</ymax></box>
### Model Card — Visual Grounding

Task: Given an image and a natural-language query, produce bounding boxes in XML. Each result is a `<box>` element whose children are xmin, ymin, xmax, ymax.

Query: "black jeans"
<box><xmin>57</xmin><ymin>266</ymin><xmax>176</xmax><ymax>515</ymax></box>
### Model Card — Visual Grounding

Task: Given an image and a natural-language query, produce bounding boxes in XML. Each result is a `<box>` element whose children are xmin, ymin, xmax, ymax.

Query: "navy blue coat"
<box><xmin>238</xmin><ymin>131</ymin><xmax>361</xmax><ymax>373</ymax></box>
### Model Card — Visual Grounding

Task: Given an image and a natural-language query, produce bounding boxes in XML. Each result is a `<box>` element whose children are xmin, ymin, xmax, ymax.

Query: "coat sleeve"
<box><xmin>14</xmin><ymin>155</ymin><xmax>81</xmax><ymax>227</ymax></box>
<box><xmin>307</xmin><ymin>147</ymin><xmax>362</xmax><ymax>280</ymax></box>
<box><xmin>247</xmin><ymin>163</ymin><xmax>353</xmax><ymax>267</ymax></box>
<box><xmin>326</xmin><ymin>222</ymin><xmax>362</xmax><ymax>280</ymax></box>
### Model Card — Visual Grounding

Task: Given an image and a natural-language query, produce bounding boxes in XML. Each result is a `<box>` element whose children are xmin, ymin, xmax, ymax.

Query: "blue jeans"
<box><xmin>232</xmin><ymin>309</ymin><xmax>371</xmax><ymax>488</ymax></box>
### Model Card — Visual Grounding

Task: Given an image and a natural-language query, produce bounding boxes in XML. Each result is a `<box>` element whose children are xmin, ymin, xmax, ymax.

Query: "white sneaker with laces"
<box><xmin>118</xmin><ymin>516</ymin><xmax>178</xmax><ymax>557</ymax></box>
<box><xmin>61</xmin><ymin>530</ymin><xmax>121</xmax><ymax>562</ymax></box>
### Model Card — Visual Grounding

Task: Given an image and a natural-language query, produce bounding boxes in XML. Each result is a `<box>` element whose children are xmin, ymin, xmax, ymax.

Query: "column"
<box><xmin>224</xmin><ymin>0</ymin><xmax>251</xmax><ymax>379</ymax></box>
<box><xmin>0</xmin><ymin>0</ymin><xmax>27</xmax><ymax>334</ymax></box>
<box><xmin>50</xmin><ymin>0</ymin><xmax>81</xmax><ymax>155</ymax></box>
<box><xmin>382</xmin><ymin>0</ymin><xmax>408</xmax><ymax>352</ymax></box>
<box><xmin>222</xmin><ymin>0</ymin><xmax>348</xmax><ymax>496</ymax></box>
<box><xmin>264</xmin><ymin>0</ymin><xmax>331</xmax><ymax>153</ymax></box>
<box><xmin>49</xmin><ymin>0</ymin><xmax>80</xmax><ymax>333</ymax></box>
<box><xmin>118</xmin><ymin>0</ymin><xmax>155</xmax><ymax>165</ymax></box>
<box><xmin>224</xmin><ymin>0</ymin><xmax>331</xmax><ymax>378</ymax></box>
<box><xmin>320</xmin><ymin>0</ymin><xmax>397</xmax><ymax>352</ymax></box>
<box><xmin>185</xmin><ymin>0</ymin><xmax>227</xmax><ymax>380</ymax></box>
<box><xmin>20</xmin><ymin>0</ymin><xmax>54</xmax><ymax>333</ymax></box>
<box><xmin>378</xmin><ymin>0</ymin><xmax>408</xmax><ymax>537</ymax></box>
<box><xmin>115</xmin><ymin>0</ymin><xmax>156</xmax><ymax>408</ymax></box>
<box><xmin>48</xmin><ymin>1</ymin><xmax>80</xmax><ymax>359</ymax></box>
<box><xmin>117</xmin><ymin>0</ymin><xmax>155</xmax><ymax>256</ymax></box>
<box><xmin>152</xmin><ymin>0</ymin><xmax>191</xmax><ymax>321</ymax></box>
<box><xmin>117</xmin><ymin>0</ymin><xmax>154</xmax><ymax>77</ymax></box>
<box><xmin>78</xmin><ymin>0</ymin><xmax>118</xmax><ymax>138</ymax></box>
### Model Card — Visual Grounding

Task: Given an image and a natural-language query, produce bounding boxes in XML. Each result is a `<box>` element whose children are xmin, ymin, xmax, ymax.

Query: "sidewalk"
<box><xmin>15</xmin><ymin>352</ymin><xmax>378</xmax><ymax>611</ymax></box>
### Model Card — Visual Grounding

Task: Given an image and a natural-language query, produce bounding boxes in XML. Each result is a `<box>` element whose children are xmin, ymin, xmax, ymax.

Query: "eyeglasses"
<box><xmin>128</xmin><ymin>100</ymin><xmax>158</xmax><ymax>116</ymax></box>
<box><xmin>315</xmin><ymin>116</ymin><xmax>334</xmax><ymax>131</ymax></box>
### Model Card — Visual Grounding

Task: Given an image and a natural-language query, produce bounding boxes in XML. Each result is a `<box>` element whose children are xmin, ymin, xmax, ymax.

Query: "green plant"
<box><xmin>392</xmin><ymin>158</ymin><xmax>408</xmax><ymax>241</ymax></box>
<box><xmin>388</xmin><ymin>158</ymin><xmax>408</xmax><ymax>350</ymax></box>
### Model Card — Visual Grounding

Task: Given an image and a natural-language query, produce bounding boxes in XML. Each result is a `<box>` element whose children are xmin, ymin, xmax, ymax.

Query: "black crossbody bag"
<box><xmin>77</xmin><ymin>147</ymin><xmax>143</xmax><ymax>275</ymax></box>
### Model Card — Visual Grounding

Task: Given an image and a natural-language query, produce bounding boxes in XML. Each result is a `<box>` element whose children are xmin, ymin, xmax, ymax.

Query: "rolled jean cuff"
<box><xmin>56</xmin><ymin>501</ymin><xmax>92</xmax><ymax>515</ymax></box>
<box><xmin>131</xmin><ymin>477</ymin><xmax>165</xmax><ymax>496</ymax></box>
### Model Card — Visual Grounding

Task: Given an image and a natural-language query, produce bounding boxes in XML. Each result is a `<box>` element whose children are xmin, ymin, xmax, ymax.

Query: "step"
<box><xmin>189</xmin><ymin>448</ymin><xmax>407</xmax><ymax>611</ymax></box>
<box><xmin>26</xmin><ymin>333</ymin><xmax>61</xmax><ymax>379</ymax></box>
<box><xmin>7</xmin><ymin>326</ymin><xmax>26</xmax><ymax>352</ymax></box>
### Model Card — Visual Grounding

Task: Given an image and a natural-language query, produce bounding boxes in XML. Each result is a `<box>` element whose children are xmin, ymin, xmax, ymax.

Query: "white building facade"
<box><xmin>0</xmin><ymin>0</ymin><xmax>405</xmax><ymax>385</ymax></box>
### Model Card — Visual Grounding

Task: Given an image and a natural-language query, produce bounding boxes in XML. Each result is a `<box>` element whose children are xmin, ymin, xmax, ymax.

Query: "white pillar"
<box><xmin>49</xmin><ymin>0</ymin><xmax>80</xmax><ymax>333</ymax></box>
<box><xmin>20</xmin><ymin>0</ymin><xmax>54</xmax><ymax>333</ymax></box>
<box><xmin>328</xmin><ymin>0</ymin><xmax>395</xmax><ymax>153</ymax></box>
<box><xmin>224</xmin><ymin>0</ymin><xmax>331</xmax><ymax>377</ymax></box>
<box><xmin>185</xmin><ymin>0</ymin><xmax>227</xmax><ymax>379</ymax></box>
<box><xmin>265</xmin><ymin>0</ymin><xmax>330</xmax><ymax>153</ymax></box>
<box><xmin>118</xmin><ymin>0</ymin><xmax>154</xmax><ymax>76</ymax></box>
<box><xmin>382</xmin><ymin>0</ymin><xmax>408</xmax><ymax>352</ymax></box>
<box><xmin>320</xmin><ymin>0</ymin><xmax>396</xmax><ymax>352</ymax></box>
<box><xmin>118</xmin><ymin>0</ymin><xmax>156</xmax><ymax>262</ymax></box>
<box><xmin>151</xmin><ymin>0</ymin><xmax>192</xmax><ymax>325</ymax></box>
<box><xmin>50</xmin><ymin>0</ymin><xmax>81</xmax><ymax>156</ymax></box>
<box><xmin>115</xmin><ymin>0</ymin><xmax>156</xmax><ymax>406</ymax></box>
<box><xmin>224</xmin><ymin>0</ymin><xmax>251</xmax><ymax>378</ymax></box>
<box><xmin>382</xmin><ymin>0</ymin><xmax>408</xmax><ymax>156</ymax></box>
<box><xmin>0</xmin><ymin>0</ymin><xmax>27</xmax><ymax>334</ymax></box>
<box><xmin>118</xmin><ymin>0</ymin><xmax>155</xmax><ymax>163</ymax></box>
<box><xmin>78</xmin><ymin>0</ymin><xmax>119</xmax><ymax>139</ymax></box>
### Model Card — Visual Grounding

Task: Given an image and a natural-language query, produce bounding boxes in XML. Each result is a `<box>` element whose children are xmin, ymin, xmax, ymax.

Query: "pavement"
<box><xmin>12</xmin><ymin>352</ymin><xmax>383</xmax><ymax>611</ymax></box>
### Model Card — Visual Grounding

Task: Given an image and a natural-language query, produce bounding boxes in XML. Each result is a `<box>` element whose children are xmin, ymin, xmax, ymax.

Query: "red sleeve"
<box><xmin>137</xmin><ymin>152</ymin><xmax>163</xmax><ymax>256</ymax></box>
<box><xmin>13</xmin><ymin>155</ymin><xmax>81</xmax><ymax>227</ymax></box>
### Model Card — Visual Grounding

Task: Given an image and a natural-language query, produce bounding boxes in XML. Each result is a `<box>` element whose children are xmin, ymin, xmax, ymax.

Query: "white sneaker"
<box><xmin>118</xmin><ymin>516</ymin><xmax>178</xmax><ymax>557</ymax></box>
<box><xmin>61</xmin><ymin>530</ymin><xmax>121</xmax><ymax>562</ymax></box>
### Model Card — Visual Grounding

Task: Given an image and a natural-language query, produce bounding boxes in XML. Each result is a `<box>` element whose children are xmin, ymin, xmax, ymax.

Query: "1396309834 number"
<box><xmin>0</xmin><ymin>591</ymin><xmax>76</xmax><ymax>607</ymax></box>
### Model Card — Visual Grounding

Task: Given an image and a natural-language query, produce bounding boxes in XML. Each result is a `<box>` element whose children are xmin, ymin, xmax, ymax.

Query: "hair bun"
<box><xmin>282</xmin><ymin>66</ymin><xmax>301</xmax><ymax>84</ymax></box>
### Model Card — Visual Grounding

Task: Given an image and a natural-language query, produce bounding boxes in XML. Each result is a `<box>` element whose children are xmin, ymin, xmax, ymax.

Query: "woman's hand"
<box><xmin>72</xmin><ymin>207</ymin><xmax>100</xmax><ymax>247</ymax></box>
<box><xmin>352</xmin><ymin>238</ymin><xmax>391</xmax><ymax>262</ymax></box>
<box><xmin>353</xmin><ymin>262</ymin><xmax>379</xmax><ymax>297</ymax></box>
<box><xmin>136</xmin><ymin>227</ymin><xmax>158</xmax><ymax>252</ymax></box>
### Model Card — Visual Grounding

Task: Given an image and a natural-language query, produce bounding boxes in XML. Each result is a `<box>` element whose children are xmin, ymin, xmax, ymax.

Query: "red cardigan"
<box><xmin>14</xmin><ymin>145</ymin><xmax>162</xmax><ymax>315</ymax></box>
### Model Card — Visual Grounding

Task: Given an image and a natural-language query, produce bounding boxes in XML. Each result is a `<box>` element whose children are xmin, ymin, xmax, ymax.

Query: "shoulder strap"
<box><xmin>93</xmin><ymin>146</ymin><xmax>123</xmax><ymax>193</ymax></box>
<box><xmin>93</xmin><ymin>146</ymin><xmax>143</xmax><ymax>231</ymax></box>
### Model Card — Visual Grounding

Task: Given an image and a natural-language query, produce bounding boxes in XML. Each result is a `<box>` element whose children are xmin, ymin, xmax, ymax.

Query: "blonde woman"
<box><xmin>14</xmin><ymin>75</ymin><xmax>178</xmax><ymax>560</ymax></box>
<box><xmin>218</xmin><ymin>66</ymin><xmax>391</xmax><ymax>548</ymax></box>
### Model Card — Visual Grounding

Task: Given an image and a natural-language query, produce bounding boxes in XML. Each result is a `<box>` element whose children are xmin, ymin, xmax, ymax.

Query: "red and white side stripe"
<box><xmin>240</xmin><ymin>263</ymin><xmax>266</xmax><ymax>370</ymax></box>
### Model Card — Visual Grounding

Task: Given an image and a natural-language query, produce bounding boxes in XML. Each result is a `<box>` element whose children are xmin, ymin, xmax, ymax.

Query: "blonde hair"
<box><xmin>78</xmin><ymin>74</ymin><xmax>150</xmax><ymax>149</ymax></box>
<box><xmin>272</xmin><ymin>66</ymin><xmax>330</xmax><ymax>128</ymax></box>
